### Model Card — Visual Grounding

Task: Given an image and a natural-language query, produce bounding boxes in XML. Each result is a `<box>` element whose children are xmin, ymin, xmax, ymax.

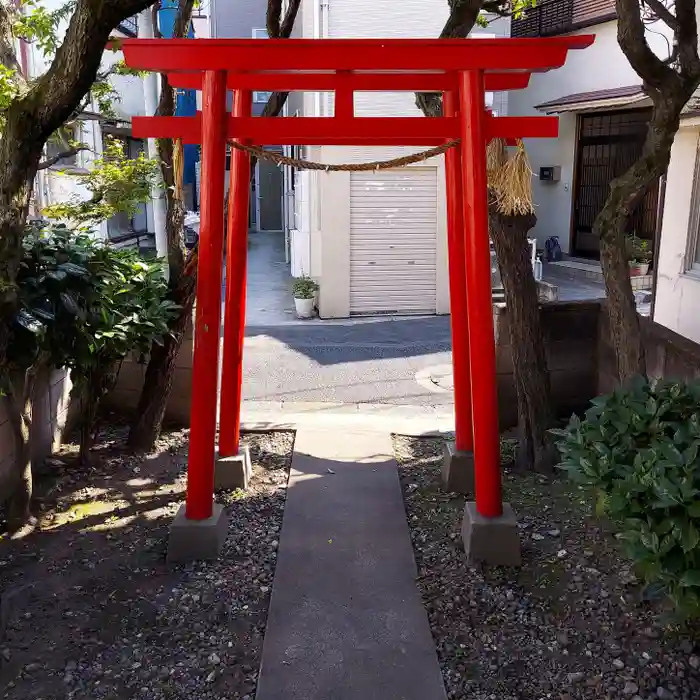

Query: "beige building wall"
<box><xmin>313</xmin><ymin>149</ymin><xmax>449</xmax><ymax>318</ymax></box>
<box><xmin>653</xmin><ymin>120</ymin><xmax>700</xmax><ymax>344</ymax></box>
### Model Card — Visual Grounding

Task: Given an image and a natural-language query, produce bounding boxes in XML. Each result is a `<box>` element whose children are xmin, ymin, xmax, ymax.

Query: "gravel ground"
<box><xmin>394</xmin><ymin>435</ymin><xmax>700</xmax><ymax>700</ymax></box>
<box><xmin>0</xmin><ymin>424</ymin><xmax>294</xmax><ymax>700</ymax></box>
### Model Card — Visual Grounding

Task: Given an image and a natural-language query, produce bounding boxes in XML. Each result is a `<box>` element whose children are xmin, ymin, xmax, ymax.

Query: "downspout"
<box><xmin>138</xmin><ymin>8</ymin><xmax>169</xmax><ymax>272</ymax></box>
<box><xmin>321</xmin><ymin>0</ymin><xmax>330</xmax><ymax>116</ymax></box>
<box><xmin>649</xmin><ymin>173</ymin><xmax>666</xmax><ymax>323</ymax></box>
<box><xmin>209</xmin><ymin>0</ymin><xmax>217</xmax><ymax>38</ymax></box>
<box><xmin>313</xmin><ymin>0</ymin><xmax>322</xmax><ymax>116</ymax></box>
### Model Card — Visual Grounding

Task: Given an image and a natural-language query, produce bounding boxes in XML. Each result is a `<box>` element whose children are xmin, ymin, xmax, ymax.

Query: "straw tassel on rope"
<box><xmin>173</xmin><ymin>138</ymin><xmax>185</xmax><ymax>200</ymax></box>
<box><xmin>486</xmin><ymin>138</ymin><xmax>535</xmax><ymax>217</ymax></box>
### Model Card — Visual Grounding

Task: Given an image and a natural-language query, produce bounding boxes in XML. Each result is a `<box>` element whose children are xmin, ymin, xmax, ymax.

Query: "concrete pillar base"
<box><xmin>442</xmin><ymin>441</ymin><xmax>475</xmax><ymax>494</ymax></box>
<box><xmin>167</xmin><ymin>502</ymin><xmax>229</xmax><ymax>564</ymax></box>
<box><xmin>462</xmin><ymin>501</ymin><xmax>521</xmax><ymax>567</ymax></box>
<box><xmin>215</xmin><ymin>445</ymin><xmax>252</xmax><ymax>490</ymax></box>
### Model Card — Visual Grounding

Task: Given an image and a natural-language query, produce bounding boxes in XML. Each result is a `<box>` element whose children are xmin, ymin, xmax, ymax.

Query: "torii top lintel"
<box><xmin>122</xmin><ymin>37</ymin><xmax>594</xmax><ymax>147</ymax></box>
<box><xmin>122</xmin><ymin>36</ymin><xmax>594</xmax><ymax>73</ymax></box>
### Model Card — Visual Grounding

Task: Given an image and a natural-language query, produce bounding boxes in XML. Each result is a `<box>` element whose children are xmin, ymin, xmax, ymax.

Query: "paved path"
<box><xmin>256</xmin><ymin>428</ymin><xmax>446</xmax><ymax>700</ymax></box>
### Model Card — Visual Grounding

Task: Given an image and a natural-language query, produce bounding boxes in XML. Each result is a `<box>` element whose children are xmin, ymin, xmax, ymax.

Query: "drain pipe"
<box><xmin>139</xmin><ymin>8</ymin><xmax>169</xmax><ymax>273</ymax></box>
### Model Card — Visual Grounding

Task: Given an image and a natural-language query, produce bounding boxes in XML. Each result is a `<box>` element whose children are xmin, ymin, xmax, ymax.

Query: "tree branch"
<box><xmin>641</xmin><ymin>0</ymin><xmax>679</xmax><ymax>30</ymax></box>
<box><xmin>616</xmin><ymin>0</ymin><xmax>676</xmax><ymax>90</ymax></box>
<box><xmin>280</xmin><ymin>0</ymin><xmax>302</xmax><ymax>37</ymax></box>
<box><xmin>37</xmin><ymin>146</ymin><xmax>90</xmax><ymax>170</ymax></box>
<box><xmin>261</xmin><ymin>0</ymin><xmax>303</xmax><ymax>117</ymax></box>
<box><xmin>267</xmin><ymin>0</ymin><xmax>283</xmax><ymax>37</ymax></box>
<box><xmin>416</xmin><ymin>0</ymin><xmax>485</xmax><ymax>117</ymax></box>
<box><xmin>15</xmin><ymin>0</ymin><xmax>155</xmax><ymax>150</ymax></box>
<box><xmin>0</xmin><ymin>2</ymin><xmax>23</xmax><ymax>79</ymax></box>
<box><xmin>674</xmin><ymin>0</ymin><xmax>700</xmax><ymax>79</ymax></box>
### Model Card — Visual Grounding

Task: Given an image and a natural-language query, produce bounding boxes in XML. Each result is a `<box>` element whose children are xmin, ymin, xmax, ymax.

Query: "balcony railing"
<box><xmin>511</xmin><ymin>0</ymin><xmax>616</xmax><ymax>38</ymax></box>
<box><xmin>118</xmin><ymin>15</ymin><xmax>138</xmax><ymax>36</ymax></box>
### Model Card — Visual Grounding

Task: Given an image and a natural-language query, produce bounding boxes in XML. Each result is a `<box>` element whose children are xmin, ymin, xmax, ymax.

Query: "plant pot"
<box><xmin>638</xmin><ymin>263</ymin><xmax>650</xmax><ymax>276</ymax></box>
<box><xmin>294</xmin><ymin>297</ymin><xmax>315</xmax><ymax>319</ymax></box>
<box><xmin>629</xmin><ymin>264</ymin><xmax>642</xmax><ymax>277</ymax></box>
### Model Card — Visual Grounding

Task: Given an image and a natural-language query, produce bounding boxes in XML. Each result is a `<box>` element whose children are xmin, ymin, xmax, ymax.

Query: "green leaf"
<box><xmin>60</xmin><ymin>291</ymin><xmax>81</xmax><ymax>316</ymax></box>
<box><xmin>681</xmin><ymin>522</ymin><xmax>700</xmax><ymax>554</ymax></box>
<box><xmin>15</xmin><ymin>309</ymin><xmax>44</xmax><ymax>334</ymax></box>
<box><xmin>58</xmin><ymin>262</ymin><xmax>89</xmax><ymax>277</ymax></box>
<box><xmin>679</xmin><ymin>570</ymin><xmax>700</xmax><ymax>588</ymax></box>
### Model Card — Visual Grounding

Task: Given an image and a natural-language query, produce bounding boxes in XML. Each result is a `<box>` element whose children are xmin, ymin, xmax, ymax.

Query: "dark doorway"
<box><xmin>572</xmin><ymin>108</ymin><xmax>659</xmax><ymax>258</ymax></box>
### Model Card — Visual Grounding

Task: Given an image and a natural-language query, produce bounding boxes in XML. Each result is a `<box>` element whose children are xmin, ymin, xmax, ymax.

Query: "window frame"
<box><xmin>252</xmin><ymin>29</ymin><xmax>273</xmax><ymax>105</ymax></box>
<box><xmin>685</xmin><ymin>135</ymin><xmax>700</xmax><ymax>274</ymax></box>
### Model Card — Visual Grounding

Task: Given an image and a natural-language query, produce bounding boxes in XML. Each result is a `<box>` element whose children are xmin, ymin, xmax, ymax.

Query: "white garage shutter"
<box><xmin>350</xmin><ymin>169</ymin><xmax>437</xmax><ymax>315</ymax></box>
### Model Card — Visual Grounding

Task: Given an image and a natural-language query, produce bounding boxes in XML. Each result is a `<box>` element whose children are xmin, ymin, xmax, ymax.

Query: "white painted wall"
<box><xmin>508</xmin><ymin>20</ymin><xmax>674</xmax><ymax>252</ymax></box>
<box><xmin>653</xmin><ymin>122</ymin><xmax>700</xmax><ymax>344</ymax></box>
<box><xmin>293</xmin><ymin>1</ymin><xmax>510</xmax><ymax>316</ymax></box>
<box><xmin>26</xmin><ymin>3</ymin><xmax>150</xmax><ymax>239</ymax></box>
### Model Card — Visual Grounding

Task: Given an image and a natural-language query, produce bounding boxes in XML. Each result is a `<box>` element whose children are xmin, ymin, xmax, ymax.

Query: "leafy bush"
<box><xmin>292</xmin><ymin>275</ymin><xmax>318</xmax><ymax>299</ymax></box>
<box><xmin>42</xmin><ymin>137</ymin><xmax>159</xmax><ymax>226</ymax></box>
<box><xmin>553</xmin><ymin>377</ymin><xmax>700</xmax><ymax>618</ymax></box>
<box><xmin>626</xmin><ymin>234</ymin><xmax>653</xmax><ymax>264</ymax></box>
<box><xmin>10</xmin><ymin>224</ymin><xmax>179</xmax><ymax>461</ymax></box>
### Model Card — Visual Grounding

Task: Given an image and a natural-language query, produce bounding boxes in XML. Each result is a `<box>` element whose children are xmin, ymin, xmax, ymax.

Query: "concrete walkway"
<box><xmin>256</xmin><ymin>428</ymin><xmax>446</xmax><ymax>700</ymax></box>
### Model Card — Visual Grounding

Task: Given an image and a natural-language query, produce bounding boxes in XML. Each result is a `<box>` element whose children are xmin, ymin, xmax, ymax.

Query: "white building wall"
<box><xmin>27</xmin><ymin>3</ymin><xmax>149</xmax><ymax>239</ymax></box>
<box><xmin>508</xmin><ymin>20</ymin><xmax>673</xmax><ymax>253</ymax></box>
<box><xmin>653</xmin><ymin>122</ymin><xmax>700</xmax><ymax>344</ymax></box>
<box><xmin>294</xmin><ymin>0</ymin><xmax>509</xmax><ymax>317</ymax></box>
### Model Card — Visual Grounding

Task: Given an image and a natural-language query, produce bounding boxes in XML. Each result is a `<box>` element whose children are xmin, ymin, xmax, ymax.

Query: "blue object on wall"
<box><xmin>159</xmin><ymin>1</ymin><xmax>200</xmax><ymax>202</ymax></box>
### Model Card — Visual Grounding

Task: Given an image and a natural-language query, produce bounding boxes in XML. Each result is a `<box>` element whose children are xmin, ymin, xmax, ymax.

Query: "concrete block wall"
<box><xmin>0</xmin><ymin>368</ymin><xmax>75</xmax><ymax>502</ymax></box>
<box><xmin>494</xmin><ymin>301</ymin><xmax>601</xmax><ymax>429</ymax></box>
<box><xmin>105</xmin><ymin>317</ymin><xmax>194</xmax><ymax>424</ymax></box>
<box><xmin>598</xmin><ymin>305</ymin><xmax>700</xmax><ymax>395</ymax></box>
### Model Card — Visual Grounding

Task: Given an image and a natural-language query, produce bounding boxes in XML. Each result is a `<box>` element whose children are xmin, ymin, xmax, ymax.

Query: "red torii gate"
<box><xmin>121</xmin><ymin>37</ymin><xmax>593</xmax><ymax>564</ymax></box>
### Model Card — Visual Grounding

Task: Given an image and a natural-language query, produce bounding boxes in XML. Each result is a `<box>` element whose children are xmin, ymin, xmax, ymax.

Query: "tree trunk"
<box><xmin>128</xmin><ymin>269</ymin><xmax>196</xmax><ymax>449</ymax></box>
<box><xmin>1</xmin><ymin>385</ymin><xmax>32</xmax><ymax>532</ymax></box>
<box><xmin>489</xmin><ymin>204</ymin><xmax>557</xmax><ymax>472</ymax></box>
<box><xmin>594</xmin><ymin>97</ymin><xmax>686</xmax><ymax>382</ymax></box>
<box><xmin>129</xmin><ymin>0</ymin><xmax>302</xmax><ymax>451</ymax></box>
<box><xmin>599</xmin><ymin>0</ymin><xmax>700</xmax><ymax>382</ymax></box>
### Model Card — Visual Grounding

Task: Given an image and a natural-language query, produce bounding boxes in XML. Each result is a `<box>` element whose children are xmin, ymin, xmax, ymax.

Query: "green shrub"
<box><xmin>292</xmin><ymin>275</ymin><xmax>318</xmax><ymax>299</ymax></box>
<box><xmin>10</xmin><ymin>224</ymin><xmax>179</xmax><ymax>462</ymax></box>
<box><xmin>553</xmin><ymin>377</ymin><xmax>700</xmax><ymax>618</ymax></box>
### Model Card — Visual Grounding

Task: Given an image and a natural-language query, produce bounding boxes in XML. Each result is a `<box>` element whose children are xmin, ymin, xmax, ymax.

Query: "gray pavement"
<box><xmin>239</xmin><ymin>232</ymin><xmax>606</xmax><ymax>407</ymax></box>
<box><xmin>256</xmin><ymin>428</ymin><xmax>447</xmax><ymax>700</ymax></box>
<box><xmin>243</xmin><ymin>317</ymin><xmax>453</xmax><ymax>405</ymax></box>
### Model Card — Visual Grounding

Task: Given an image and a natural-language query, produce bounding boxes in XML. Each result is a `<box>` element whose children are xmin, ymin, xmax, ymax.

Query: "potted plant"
<box><xmin>627</xmin><ymin>235</ymin><xmax>652</xmax><ymax>276</ymax></box>
<box><xmin>292</xmin><ymin>275</ymin><xmax>319</xmax><ymax>319</ymax></box>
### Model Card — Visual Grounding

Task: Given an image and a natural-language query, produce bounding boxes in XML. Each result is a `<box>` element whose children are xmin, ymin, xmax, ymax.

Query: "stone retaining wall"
<box><xmin>0</xmin><ymin>369</ymin><xmax>75</xmax><ymax>502</ymax></box>
<box><xmin>105</xmin><ymin>319</ymin><xmax>195</xmax><ymax>424</ymax></box>
<box><xmin>598</xmin><ymin>307</ymin><xmax>700</xmax><ymax>394</ymax></box>
<box><xmin>494</xmin><ymin>301</ymin><xmax>601</xmax><ymax>429</ymax></box>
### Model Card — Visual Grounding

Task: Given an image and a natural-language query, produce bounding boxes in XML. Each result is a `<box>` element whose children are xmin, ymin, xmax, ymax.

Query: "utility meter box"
<box><xmin>539</xmin><ymin>166</ymin><xmax>561</xmax><ymax>182</ymax></box>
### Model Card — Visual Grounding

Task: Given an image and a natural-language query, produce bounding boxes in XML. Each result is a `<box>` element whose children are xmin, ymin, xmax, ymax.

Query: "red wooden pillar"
<box><xmin>443</xmin><ymin>91</ymin><xmax>473</xmax><ymax>453</ymax></box>
<box><xmin>185</xmin><ymin>70</ymin><xmax>228</xmax><ymax>520</ymax></box>
<box><xmin>458</xmin><ymin>70</ymin><xmax>503</xmax><ymax>518</ymax></box>
<box><xmin>219</xmin><ymin>89</ymin><xmax>253</xmax><ymax>457</ymax></box>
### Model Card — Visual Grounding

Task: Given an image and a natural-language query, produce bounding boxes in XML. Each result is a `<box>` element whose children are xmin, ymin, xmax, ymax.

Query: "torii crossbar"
<box><xmin>121</xmin><ymin>36</ymin><xmax>594</xmax><ymax>564</ymax></box>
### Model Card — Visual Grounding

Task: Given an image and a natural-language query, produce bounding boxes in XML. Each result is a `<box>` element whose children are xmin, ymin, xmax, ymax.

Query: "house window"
<box><xmin>118</xmin><ymin>15</ymin><xmax>138</xmax><ymax>36</ymax></box>
<box><xmin>686</xmin><ymin>137</ymin><xmax>700</xmax><ymax>273</ymax></box>
<box><xmin>511</xmin><ymin>0</ymin><xmax>616</xmax><ymax>37</ymax></box>
<box><xmin>252</xmin><ymin>28</ymin><xmax>273</xmax><ymax>104</ymax></box>
<box><xmin>105</xmin><ymin>135</ymin><xmax>149</xmax><ymax>240</ymax></box>
<box><xmin>45</xmin><ymin>125</ymin><xmax>81</xmax><ymax>168</ymax></box>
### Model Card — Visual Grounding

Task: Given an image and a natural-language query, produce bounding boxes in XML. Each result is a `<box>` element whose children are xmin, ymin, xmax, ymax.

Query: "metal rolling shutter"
<box><xmin>349</xmin><ymin>169</ymin><xmax>438</xmax><ymax>315</ymax></box>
